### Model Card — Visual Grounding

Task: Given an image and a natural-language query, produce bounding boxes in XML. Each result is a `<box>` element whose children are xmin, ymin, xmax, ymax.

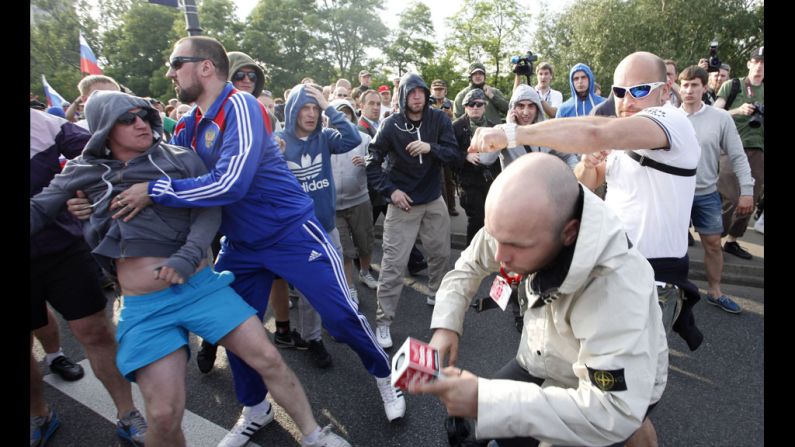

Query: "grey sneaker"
<box><xmin>348</xmin><ymin>287</ymin><xmax>359</xmax><ymax>306</ymax></box>
<box><xmin>302</xmin><ymin>425</ymin><xmax>351</xmax><ymax>447</ymax></box>
<box><xmin>116</xmin><ymin>409</ymin><xmax>147</xmax><ymax>446</ymax></box>
<box><xmin>358</xmin><ymin>271</ymin><xmax>379</xmax><ymax>289</ymax></box>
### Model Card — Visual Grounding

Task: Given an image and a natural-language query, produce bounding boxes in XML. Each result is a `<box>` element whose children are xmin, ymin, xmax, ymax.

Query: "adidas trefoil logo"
<box><xmin>308</xmin><ymin>250</ymin><xmax>322</xmax><ymax>262</ymax></box>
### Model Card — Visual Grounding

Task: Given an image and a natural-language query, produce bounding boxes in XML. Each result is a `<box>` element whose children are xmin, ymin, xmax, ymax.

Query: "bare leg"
<box><xmin>30</xmin><ymin>334</ymin><xmax>48</xmax><ymax>417</ymax></box>
<box><xmin>219</xmin><ymin>316</ymin><xmax>319</xmax><ymax>436</ymax></box>
<box><xmin>270</xmin><ymin>279</ymin><xmax>290</xmax><ymax>322</ymax></box>
<box><xmin>700</xmin><ymin>233</ymin><xmax>724</xmax><ymax>297</ymax></box>
<box><xmin>625</xmin><ymin>418</ymin><xmax>658</xmax><ymax>447</ymax></box>
<box><xmin>343</xmin><ymin>257</ymin><xmax>355</xmax><ymax>288</ymax></box>
<box><xmin>69</xmin><ymin>310</ymin><xmax>135</xmax><ymax>418</ymax></box>
<box><xmin>33</xmin><ymin>306</ymin><xmax>60</xmax><ymax>354</ymax></box>
<box><xmin>136</xmin><ymin>349</ymin><xmax>188</xmax><ymax>447</ymax></box>
<box><xmin>359</xmin><ymin>254</ymin><xmax>373</xmax><ymax>275</ymax></box>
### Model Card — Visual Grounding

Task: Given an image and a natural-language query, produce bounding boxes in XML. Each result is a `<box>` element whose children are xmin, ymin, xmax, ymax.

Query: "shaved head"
<box><xmin>613</xmin><ymin>51</ymin><xmax>669</xmax><ymax>117</ymax></box>
<box><xmin>614</xmin><ymin>52</ymin><xmax>667</xmax><ymax>84</ymax></box>
<box><xmin>484</xmin><ymin>153</ymin><xmax>580</xmax><ymax>274</ymax></box>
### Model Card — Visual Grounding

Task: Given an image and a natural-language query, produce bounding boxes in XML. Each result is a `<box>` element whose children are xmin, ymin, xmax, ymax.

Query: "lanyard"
<box><xmin>499</xmin><ymin>266</ymin><xmax>523</xmax><ymax>288</ymax></box>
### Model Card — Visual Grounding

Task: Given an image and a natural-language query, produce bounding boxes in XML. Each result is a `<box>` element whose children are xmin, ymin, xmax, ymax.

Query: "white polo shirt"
<box><xmin>604</xmin><ymin>104</ymin><xmax>700</xmax><ymax>259</ymax></box>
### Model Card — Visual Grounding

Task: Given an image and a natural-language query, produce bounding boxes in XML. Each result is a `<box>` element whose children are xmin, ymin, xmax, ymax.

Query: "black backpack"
<box><xmin>723</xmin><ymin>78</ymin><xmax>742</xmax><ymax>110</ymax></box>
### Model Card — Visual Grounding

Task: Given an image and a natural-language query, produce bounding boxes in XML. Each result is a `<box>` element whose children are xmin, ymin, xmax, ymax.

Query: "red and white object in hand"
<box><xmin>391</xmin><ymin>337</ymin><xmax>441</xmax><ymax>390</ymax></box>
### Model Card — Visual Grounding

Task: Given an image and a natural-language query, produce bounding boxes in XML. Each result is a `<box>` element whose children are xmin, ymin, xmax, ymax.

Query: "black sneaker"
<box><xmin>723</xmin><ymin>241</ymin><xmax>753</xmax><ymax>260</ymax></box>
<box><xmin>197</xmin><ymin>340</ymin><xmax>218</xmax><ymax>374</ymax></box>
<box><xmin>308</xmin><ymin>339</ymin><xmax>332</xmax><ymax>368</ymax></box>
<box><xmin>49</xmin><ymin>355</ymin><xmax>84</xmax><ymax>381</ymax></box>
<box><xmin>274</xmin><ymin>329</ymin><xmax>309</xmax><ymax>350</ymax></box>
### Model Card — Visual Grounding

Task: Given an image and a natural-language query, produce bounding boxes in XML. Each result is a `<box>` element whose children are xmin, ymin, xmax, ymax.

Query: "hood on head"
<box><xmin>329</xmin><ymin>98</ymin><xmax>357</xmax><ymax>124</ymax></box>
<box><xmin>397</xmin><ymin>72</ymin><xmax>430</xmax><ymax>116</ymax></box>
<box><xmin>228</xmin><ymin>51</ymin><xmax>266</xmax><ymax>97</ymax></box>
<box><xmin>509</xmin><ymin>84</ymin><xmax>545</xmax><ymax>124</ymax></box>
<box><xmin>568</xmin><ymin>63</ymin><xmax>597</xmax><ymax>100</ymax></box>
<box><xmin>83</xmin><ymin>90</ymin><xmax>162</xmax><ymax>159</ymax></box>
<box><xmin>284</xmin><ymin>84</ymin><xmax>322</xmax><ymax>137</ymax></box>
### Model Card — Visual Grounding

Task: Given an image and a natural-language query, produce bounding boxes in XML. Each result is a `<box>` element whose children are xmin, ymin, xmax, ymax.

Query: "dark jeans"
<box><xmin>459</xmin><ymin>184</ymin><xmax>488</xmax><ymax>245</ymax></box>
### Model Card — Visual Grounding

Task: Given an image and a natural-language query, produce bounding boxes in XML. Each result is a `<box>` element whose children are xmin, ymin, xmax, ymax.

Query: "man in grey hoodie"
<box><xmin>480</xmin><ymin>84</ymin><xmax>579</xmax><ymax>170</ymax></box>
<box><xmin>30</xmin><ymin>91</ymin><xmax>351</xmax><ymax>447</ymax></box>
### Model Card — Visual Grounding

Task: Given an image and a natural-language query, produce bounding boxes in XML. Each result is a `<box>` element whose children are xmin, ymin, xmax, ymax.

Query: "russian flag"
<box><xmin>79</xmin><ymin>33</ymin><xmax>103</xmax><ymax>75</ymax></box>
<box><xmin>41</xmin><ymin>75</ymin><xmax>67</xmax><ymax>109</ymax></box>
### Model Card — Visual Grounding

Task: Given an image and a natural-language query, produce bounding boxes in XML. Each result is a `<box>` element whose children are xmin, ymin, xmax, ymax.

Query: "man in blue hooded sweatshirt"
<box><xmin>275</xmin><ymin>83</ymin><xmax>374</xmax><ymax>370</ymax></box>
<box><xmin>556</xmin><ymin>63</ymin><xmax>605</xmax><ymax>118</ymax></box>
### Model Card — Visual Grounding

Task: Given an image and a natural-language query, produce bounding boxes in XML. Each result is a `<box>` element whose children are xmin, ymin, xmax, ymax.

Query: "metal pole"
<box><xmin>182</xmin><ymin>0</ymin><xmax>202</xmax><ymax>36</ymax></box>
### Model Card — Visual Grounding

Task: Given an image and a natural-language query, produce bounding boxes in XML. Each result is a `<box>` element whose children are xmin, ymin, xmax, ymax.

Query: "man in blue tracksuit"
<box><xmin>556</xmin><ymin>63</ymin><xmax>605</xmax><ymax>118</ymax></box>
<box><xmin>275</xmin><ymin>83</ymin><xmax>363</xmax><ymax>368</ymax></box>
<box><xmin>115</xmin><ymin>36</ymin><xmax>405</xmax><ymax>447</ymax></box>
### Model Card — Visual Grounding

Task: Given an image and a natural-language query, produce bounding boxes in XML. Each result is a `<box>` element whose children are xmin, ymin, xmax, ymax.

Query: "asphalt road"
<box><xmin>32</xmin><ymin>246</ymin><xmax>764</xmax><ymax>446</ymax></box>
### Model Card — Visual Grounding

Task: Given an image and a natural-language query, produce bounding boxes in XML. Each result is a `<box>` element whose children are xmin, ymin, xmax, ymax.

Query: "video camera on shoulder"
<box><xmin>707</xmin><ymin>40</ymin><xmax>721</xmax><ymax>73</ymax></box>
<box><xmin>511</xmin><ymin>50</ymin><xmax>538</xmax><ymax>77</ymax></box>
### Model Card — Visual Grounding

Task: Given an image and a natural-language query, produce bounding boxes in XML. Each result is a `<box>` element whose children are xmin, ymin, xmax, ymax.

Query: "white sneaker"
<box><xmin>301</xmin><ymin>424</ymin><xmax>351</xmax><ymax>447</ymax></box>
<box><xmin>754</xmin><ymin>211</ymin><xmax>764</xmax><ymax>234</ymax></box>
<box><xmin>376</xmin><ymin>376</ymin><xmax>406</xmax><ymax>421</ymax></box>
<box><xmin>348</xmin><ymin>287</ymin><xmax>359</xmax><ymax>306</ymax></box>
<box><xmin>358</xmin><ymin>271</ymin><xmax>379</xmax><ymax>289</ymax></box>
<box><xmin>426</xmin><ymin>295</ymin><xmax>435</xmax><ymax>306</ymax></box>
<box><xmin>376</xmin><ymin>325</ymin><xmax>392</xmax><ymax>349</ymax></box>
<box><xmin>217</xmin><ymin>405</ymin><xmax>274</xmax><ymax>447</ymax></box>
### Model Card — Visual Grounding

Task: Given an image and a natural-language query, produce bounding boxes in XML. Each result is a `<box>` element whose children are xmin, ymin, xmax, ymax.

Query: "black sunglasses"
<box><xmin>465</xmin><ymin>102</ymin><xmax>485</xmax><ymax>108</ymax></box>
<box><xmin>117</xmin><ymin>109</ymin><xmax>151</xmax><ymax>125</ymax></box>
<box><xmin>167</xmin><ymin>56</ymin><xmax>208</xmax><ymax>70</ymax></box>
<box><xmin>232</xmin><ymin>71</ymin><xmax>257</xmax><ymax>82</ymax></box>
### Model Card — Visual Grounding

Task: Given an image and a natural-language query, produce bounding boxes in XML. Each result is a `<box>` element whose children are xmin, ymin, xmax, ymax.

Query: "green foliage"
<box><xmin>31</xmin><ymin>0</ymin><xmax>85</xmax><ymax>101</ymax></box>
<box><xmin>101</xmin><ymin>2</ymin><xmax>180</xmax><ymax>98</ymax></box>
<box><xmin>445</xmin><ymin>0</ymin><xmax>531</xmax><ymax>86</ymax></box>
<box><xmin>420</xmin><ymin>49</ymin><xmax>468</xmax><ymax>100</ymax></box>
<box><xmin>198</xmin><ymin>0</ymin><xmax>244</xmax><ymax>51</ymax></box>
<box><xmin>316</xmin><ymin>0</ymin><xmax>389</xmax><ymax>80</ymax></box>
<box><xmin>384</xmin><ymin>2</ymin><xmax>437</xmax><ymax>77</ymax></box>
<box><xmin>534</xmin><ymin>0</ymin><xmax>764</xmax><ymax>95</ymax></box>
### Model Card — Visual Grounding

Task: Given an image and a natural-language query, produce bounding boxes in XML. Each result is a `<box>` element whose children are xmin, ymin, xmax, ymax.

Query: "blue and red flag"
<box><xmin>41</xmin><ymin>75</ymin><xmax>67</xmax><ymax>109</ymax></box>
<box><xmin>79</xmin><ymin>33</ymin><xmax>103</xmax><ymax>75</ymax></box>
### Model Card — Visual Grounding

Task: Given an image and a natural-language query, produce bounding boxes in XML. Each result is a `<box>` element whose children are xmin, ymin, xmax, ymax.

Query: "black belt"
<box><xmin>628</xmin><ymin>151</ymin><xmax>696</xmax><ymax>177</ymax></box>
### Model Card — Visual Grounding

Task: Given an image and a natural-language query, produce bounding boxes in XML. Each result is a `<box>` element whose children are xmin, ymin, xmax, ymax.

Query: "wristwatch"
<box><xmin>502</xmin><ymin>123</ymin><xmax>517</xmax><ymax>148</ymax></box>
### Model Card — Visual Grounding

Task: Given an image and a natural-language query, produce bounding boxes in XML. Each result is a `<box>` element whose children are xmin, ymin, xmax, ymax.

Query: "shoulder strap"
<box><xmin>627</xmin><ymin>151</ymin><xmax>696</xmax><ymax>177</ymax></box>
<box><xmin>723</xmin><ymin>78</ymin><xmax>741</xmax><ymax>111</ymax></box>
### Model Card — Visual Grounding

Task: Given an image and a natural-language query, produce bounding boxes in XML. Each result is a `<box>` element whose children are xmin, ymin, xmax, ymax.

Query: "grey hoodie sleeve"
<box><xmin>162</xmin><ymin>206</ymin><xmax>221</xmax><ymax>280</ymax></box>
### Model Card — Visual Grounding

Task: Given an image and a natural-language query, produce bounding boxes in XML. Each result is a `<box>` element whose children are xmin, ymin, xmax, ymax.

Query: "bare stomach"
<box><xmin>116</xmin><ymin>257</ymin><xmax>209</xmax><ymax>296</ymax></box>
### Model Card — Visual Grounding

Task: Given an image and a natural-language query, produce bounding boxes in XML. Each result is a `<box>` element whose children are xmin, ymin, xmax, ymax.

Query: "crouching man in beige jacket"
<box><xmin>411</xmin><ymin>153</ymin><xmax>668</xmax><ymax>447</ymax></box>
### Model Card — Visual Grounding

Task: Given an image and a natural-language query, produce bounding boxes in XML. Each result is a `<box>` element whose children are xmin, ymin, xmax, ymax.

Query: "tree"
<box><xmin>101</xmin><ymin>1</ymin><xmax>180</xmax><ymax>98</ymax></box>
<box><xmin>534</xmin><ymin>0</ymin><xmax>764</xmax><ymax>95</ymax></box>
<box><xmin>445</xmin><ymin>0</ymin><xmax>530</xmax><ymax>90</ymax></box>
<box><xmin>384</xmin><ymin>2</ymin><xmax>437</xmax><ymax>77</ymax></box>
<box><xmin>316</xmin><ymin>0</ymin><xmax>389</xmax><ymax>80</ymax></box>
<box><xmin>241</xmin><ymin>0</ymin><xmax>333</xmax><ymax>94</ymax></box>
<box><xmin>197</xmin><ymin>0</ymin><xmax>243</xmax><ymax>51</ymax></box>
<box><xmin>31</xmin><ymin>0</ymin><xmax>84</xmax><ymax>101</ymax></box>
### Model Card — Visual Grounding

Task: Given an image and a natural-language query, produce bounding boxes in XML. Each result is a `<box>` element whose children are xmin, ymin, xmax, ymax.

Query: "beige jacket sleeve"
<box><xmin>430</xmin><ymin>227</ymin><xmax>501</xmax><ymax>335</ymax></box>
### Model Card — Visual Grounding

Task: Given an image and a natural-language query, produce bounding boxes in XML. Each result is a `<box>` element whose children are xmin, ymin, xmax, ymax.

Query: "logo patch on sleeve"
<box><xmin>587</xmin><ymin>366</ymin><xmax>627</xmax><ymax>392</ymax></box>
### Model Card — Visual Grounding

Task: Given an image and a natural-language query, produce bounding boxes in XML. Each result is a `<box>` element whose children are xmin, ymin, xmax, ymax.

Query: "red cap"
<box><xmin>378</xmin><ymin>85</ymin><xmax>390</xmax><ymax>93</ymax></box>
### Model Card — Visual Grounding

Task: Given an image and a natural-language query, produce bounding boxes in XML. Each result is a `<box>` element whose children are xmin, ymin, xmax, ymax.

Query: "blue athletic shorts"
<box><xmin>691</xmin><ymin>191</ymin><xmax>724</xmax><ymax>235</ymax></box>
<box><xmin>115</xmin><ymin>267</ymin><xmax>256</xmax><ymax>381</ymax></box>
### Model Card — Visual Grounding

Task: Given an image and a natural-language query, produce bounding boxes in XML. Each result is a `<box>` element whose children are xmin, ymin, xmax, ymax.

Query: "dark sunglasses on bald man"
<box><xmin>232</xmin><ymin>71</ymin><xmax>258</xmax><ymax>82</ymax></box>
<box><xmin>167</xmin><ymin>56</ymin><xmax>208</xmax><ymax>70</ymax></box>
<box><xmin>611</xmin><ymin>81</ymin><xmax>665</xmax><ymax>99</ymax></box>
<box><xmin>117</xmin><ymin>109</ymin><xmax>153</xmax><ymax>125</ymax></box>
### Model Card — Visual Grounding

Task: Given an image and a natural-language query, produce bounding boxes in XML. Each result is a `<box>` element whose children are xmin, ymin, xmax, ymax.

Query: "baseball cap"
<box><xmin>463</xmin><ymin>88</ymin><xmax>486</xmax><ymax>104</ymax></box>
<box><xmin>359</xmin><ymin>69</ymin><xmax>371</xmax><ymax>77</ymax></box>
<box><xmin>750</xmin><ymin>46</ymin><xmax>764</xmax><ymax>61</ymax></box>
<box><xmin>378</xmin><ymin>85</ymin><xmax>390</xmax><ymax>93</ymax></box>
<box><xmin>431</xmin><ymin>79</ymin><xmax>447</xmax><ymax>88</ymax></box>
<box><xmin>469</xmin><ymin>62</ymin><xmax>486</xmax><ymax>75</ymax></box>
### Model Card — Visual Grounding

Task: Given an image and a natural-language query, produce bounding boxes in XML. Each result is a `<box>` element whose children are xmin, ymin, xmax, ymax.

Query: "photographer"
<box><xmin>714</xmin><ymin>46</ymin><xmax>764</xmax><ymax>260</ymax></box>
<box><xmin>453</xmin><ymin>63</ymin><xmax>510</xmax><ymax>123</ymax></box>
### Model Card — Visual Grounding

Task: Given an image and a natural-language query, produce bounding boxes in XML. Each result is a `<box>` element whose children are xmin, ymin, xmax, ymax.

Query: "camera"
<box><xmin>707</xmin><ymin>40</ymin><xmax>721</xmax><ymax>73</ymax></box>
<box><xmin>511</xmin><ymin>50</ymin><xmax>538</xmax><ymax>77</ymax></box>
<box><xmin>748</xmin><ymin>102</ymin><xmax>764</xmax><ymax>128</ymax></box>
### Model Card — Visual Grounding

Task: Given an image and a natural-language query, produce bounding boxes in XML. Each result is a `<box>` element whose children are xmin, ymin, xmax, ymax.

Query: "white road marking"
<box><xmin>43</xmin><ymin>359</ymin><xmax>263</xmax><ymax>447</ymax></box>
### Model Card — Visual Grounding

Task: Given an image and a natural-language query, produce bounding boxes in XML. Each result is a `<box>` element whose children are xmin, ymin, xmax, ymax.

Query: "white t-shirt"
<box><xmin>536</xmin><ymin>87</ymin><xmax>563</xmax><ymax>108</ymax></box>
<box><xmin>604</xmin><ymin>105</ymin><xmax>700</xmax><ymax>259</ymax></box>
